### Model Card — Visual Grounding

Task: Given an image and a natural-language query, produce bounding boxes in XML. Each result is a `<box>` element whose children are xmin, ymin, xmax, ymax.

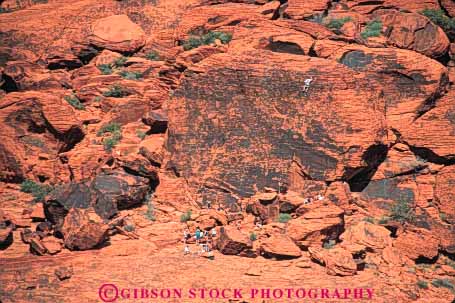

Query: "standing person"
<box><xmin>211</xmin><ymin>228</ymin><xmax>217</xmax><ymax>238</ymax></box>
<box><xmin>195</xmin><ymin>227</ymin><xmax>201</xmax><ymax>245</ymax></box>
<box><xmin>183</xmin><ymin>229</ymin><xmax>189</xmax><ymax>244</ymax></box>
<box><xmin>184</xmin><ymin>244</ymin><xmax>190</xmax><ymax>255</ymax></box>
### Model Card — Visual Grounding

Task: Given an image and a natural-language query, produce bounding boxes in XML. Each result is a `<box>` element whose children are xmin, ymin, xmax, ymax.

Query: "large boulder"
<box><xmin>91</xmin><ymin>171</ymin><xmax>149</xmax><ymax>218</ymax></box>
<box><xmin>340</xmin><ymin>221</ymin><xmax>392</xmax><ymax>253</ymax></box>
<box><xmin>217</xmin><ymin>226</ymin><xmax>252</xmax><ymax>255</ymax></box>
<box><xmin>309</xmin><ymin>246</ymin><xmax>357</xmax><ymax>276</ymax></box>
<box><xmin>89</xmin><ymin>15</ymin><xmax>146</xmax><ymax>53</ymax></box>
<box><xmin>287</xmin><ymin>203</ymin><xmax>344</xmax><ymax>248</ymax></box>
<box><xmin>0</xmin><ymin>210</ymin><xmax>13</xmax><ymax>250</ymax></box>
<box><xmin>260</xmin><ymin>234</ymin><xmax>302</xmax><ymax>259</ymax></box>
<box><xmin>330</xmin><ymin>45</ymin><xmax>448</xmax><ymax>132</ymax></box>
<box><xmin>61</xmin><ymin>208</ymin><xmax>109</xmax><ymax>251</ymax></box>
<box><xmin>285</xmin><ymin>0</ymin><xmax>331</xmax><ymax>19</ymax></box>
<box><xmin>375</xmin><ymin>10</ymin><xmax>449</xmax><ymax>58</ymax></box>
<box><xmin>392</xmin><ymin>228</ymin><xmax>440</xmax><ymax>261</ymax></box>
<box><xmin>0</xmin><ymin>91</ymin><xmax>84</xmax><ymax>183</ymax></box>
<box><xmin>44</xmin><ymin>182</ymin><xmax>93</xmax><ymax>226</ymax></box>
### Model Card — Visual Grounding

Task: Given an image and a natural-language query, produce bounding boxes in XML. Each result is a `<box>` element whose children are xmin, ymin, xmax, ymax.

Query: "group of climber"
<box><xmin>183</xmin><ymin>226</ymin><xmax>217</xmax><ymax>260</ymax></box>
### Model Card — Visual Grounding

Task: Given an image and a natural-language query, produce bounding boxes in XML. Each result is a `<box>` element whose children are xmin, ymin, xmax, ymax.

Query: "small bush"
<box><xmin>361</xmin><ymin>20</ymin><xmax>382</xmax><ymax>39</ymax></box>
<box><xmin>183</xmin><ymin>31</ymin><xmax>232</xmax><ymax>51</ymax></box>
<box><xmin>20</xmin><ymin>180</ymin><xmax>53</xmax><ymax>202</ymax></box>
<box><xmin>145</xmin><ymin>51</ymin><xmax>161</xmax><ymax>61</ymax></box>
<box><xmin>145</xmin><ymin>195</ymin><xmax>156</xmax><ymax>221</ymax></box>
<box><xmin>136</xmin><ymin>130</ymin><xmax>147</xmax><ymax>140</ymax></box>
<box><xmin>118</xmin><ymin>70</ymin><xmax>143</xmax><ymax>80</ymax></box>
<box><xmin>94</xmin><ymin>96</ymin><xmax>103</xmax><ymax>102</ymax></box>
<box><xmin>97</xmin><ymin>122</ymin><xmax>122</xmax><ymax>151</ymax></box>
<box><xmin>113</xmin><ymin>56</ymin><xmax>128</xmax><ymax>67</ymax></box>
<box><xmin>390</xmin><ymin>200</ymin><xmax>415</xmax><ymax>223</ymax></box>
<box><xmin>22</xmin><ymin>136</ymin><xmax>44</xmax><ymax>148</ymax></box>
<box><xmin>64</xmin><ymin>95</ymin><xmax>85</xmax><ymax>110</ymax></box>
<box><xmin>421</xmin><ymin>9</ymin><xmax>455</xmax><ymax>35</ymax></box>
<box><xmin>378</xmin><ymin>216</ymin><xmax>390</xmax><ymax>225</ymax></box>
<box><xmin>278</xmin><ymin>213</ymin><xmax>292</xmax><ymax>223</ymax></box>
<box><xmin>103</xmin><ymin>132</ymin><xmax>122</xmax><ymax>151</ymax></box>
<box><xmin>431</xmin><ymin>279</ymin><xmax>454</xmax><ymax>290</ymax></box>
<box><xmin>325</xmin><ymin>17</ymin><xmax>352</xmax><ymax>30</ymax></box>
<box><xmin>249</xmin><ymin>232</ymin><xmax>257</xmax><ymax>241</ymax></box>
<box><xmin>180</xmin><ymin>210</ymin><xmax>192</xmax><ymax>223</ymax></box>
<box><xmin>363</xmin><ymin>217</ymin><xmax>375</xmax><ymax>224</ymax></box>
<box><xmin>124</xmin><ymin>224</ymin><xmax>135</xmax><ymax>232</ymax></box>
<box><xmin>102</xmin><ymin>84</ymin><xmax>129</xmax><ymax>98</ymax></box>
<box><xmin>323</xmin><ymin>239</ymin><xmax>336</xmax><ymax>249</ymax></box>
<box><xmin>417</xmin><ymin>280</ymin><xmax>429</xmax><ymax>289</ymax></box>
<box><xmin>97</xmin><ymin>122</ymin><xmax>121</xmax><ymax>136</ymax></box>
<box><xmin>97</xmin><ymin>64</ymin><xmax>113</xmax><ymax>75</ymax></box>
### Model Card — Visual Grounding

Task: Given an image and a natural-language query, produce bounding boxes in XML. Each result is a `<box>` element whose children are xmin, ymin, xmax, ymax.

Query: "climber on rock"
<box><xmin>303</xmin><ymin>76</ymin><xmax>314</xmax><ymax>94</ymax></box>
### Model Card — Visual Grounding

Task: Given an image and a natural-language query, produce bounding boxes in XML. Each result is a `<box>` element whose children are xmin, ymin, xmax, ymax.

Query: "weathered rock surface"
<box><xmin>340</xmin><ymin>221</ymin><xmax>392</xmax><ymax>253</ymax></box>
<box><xmin>260</xmin><ymin>234</ymin><xmax>302</xmax><ymax>258</ymax></box>
<box><xmin>309</xmin><ymin>246</ymin><xmax>357</xmax><ymax>276</ymax></box>
<box><xmin>287</xmin><ymin>203</ymin><xmax>344</xmax><ymax>248</ymax></box>
<box><xmin>376</xmin><ymin>10</ymin><xmax>450</xmax><ymax>58</ymax></box>
<box><xmin>89</xmin><ymin>15</ymin><xmax>146</xmax><ymax>53</ymax></box>
<box><xmin>61</xmin><ymin>208</ymin><xmax>109</xmax><ymax>251</ymax></box>
<box><xmin>217</xmin><ymin>226</ymin><xmax>252</xmax><ymax>255</ymax></box>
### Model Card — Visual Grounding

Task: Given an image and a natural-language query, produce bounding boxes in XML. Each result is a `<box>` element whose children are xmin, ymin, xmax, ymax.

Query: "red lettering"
<box><xmin>321</xmin><ymin>289</ymin><xmax>329</xmax><ymax>298</ymax></box>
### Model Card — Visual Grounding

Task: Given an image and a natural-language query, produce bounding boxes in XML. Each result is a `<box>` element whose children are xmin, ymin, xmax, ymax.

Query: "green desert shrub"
<box><xmin>249</xmin><ymin>232</ymin><xmax>257</xmax><ymax>241</ymax></box>
<box><xmin>136</xmin><ymin>130</ymin><xmax>147</xmax><ymax>140</ymax></box>
<box><xmin>97</xmin><ymin>122</ymin><xmax>122</xmax><ymax>151</ymax></box>
<box><xmin>22</xmin><ymin>136</ymin><xmax>44</xmax><ymax>148</ymax></box>
<box><xmin>361</xmin><ymin>20</ymin><xmax>382</xmax><ymax>39</ymax></box>
<box><xmin>421</xmin><ymin>9</ymin><xmax>455</xmax><ymax>34</ymax></box>
<box><xmin>20</xmin><ymin>180</ymin><xmax>53</xmax><ymax>201</ymax></box>
<box><xmin>183</xmin><ymin>31</ymin><xmax>232</xmax><ymax>51</ymax></box>
<box><xmin>113</xmin><ymin>56</ymin><xmax>128</xmax><ymax>67</ymax></box>
<box><xmin>118</xmin><ymin>70</ymin><xmax>143</xmax><ymax>80</ymax></box>
<box><xmin>102</xmin><ymin>84</ymin><xmax>129</xmax><ymax>98</ymax></box>
<box><xmin>64</xmin><ymin>95</ymin><xmax>85</xmax><ymax>110</ymax></box>
<box><xmin>97</xmin><ymin>64</ymin><xmax>113</xmax><ymax>75</ymax></box>
<box><xmin>180</xmin><ymin>210</ymin><xmax>192</xmax><ymax>223</ymax></box>
<box><xmin>278</xmin><ymin>213</ymin><xmax>292</xmax><ymax>223</ymax></box>
<box><xmin>390</xmin><ymin>200</ymin><xmax>415</xmax><ymax>223</ymax></box>
<box><xmin>97</xmin><ymin>122</ymin><xmax>121</xmax><ymax>136</ymax></box>
<box><xmin>417</xmin><ymin>280</ymin><xmax>429</xmax><ymax>289</ymax></box>
<box><xmin>325</xmin><ymin>17</ymin><xmax>352</xmax><ymax>30</ymax></box>
<box><xmin>145</xmin><ymin>51</ymin><xmax>161</xmax><ymax>61</ymax></box>
<box><xmin>431</xmin><ymin>278</ymin><xmax>454</xmax><ymax>291</ymax></box>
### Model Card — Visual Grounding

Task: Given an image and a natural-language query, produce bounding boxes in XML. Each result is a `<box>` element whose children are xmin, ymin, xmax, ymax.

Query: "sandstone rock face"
<box><xmin>61</xmin><ymin>208</ymin><xmax>109</xmax><ymax>251</ymax></box>
<box><xmin>260</xmin><ymin>234</ymin><xmax>302</xmax><ymax>258</ymax></box>
<box><xmin>167</xmin><ymin>51</ymin><xmax>386</xmax><ymax>204</ymax></box>
<box><xmin>339</xmin><ymin>0</ymin><xmax>440</xmax><ymax>14</ymax></box>
<box><xmin>89</xmin><ymin>15</ymin><xmax>146</xmax><ymax>53</ymax></box>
